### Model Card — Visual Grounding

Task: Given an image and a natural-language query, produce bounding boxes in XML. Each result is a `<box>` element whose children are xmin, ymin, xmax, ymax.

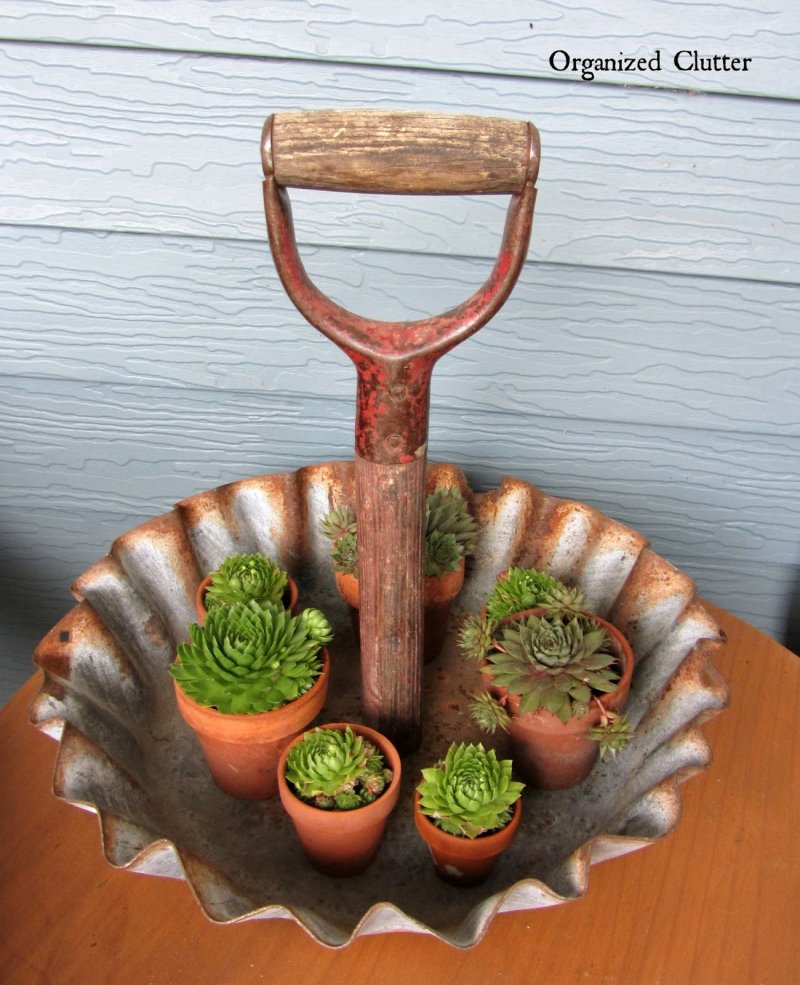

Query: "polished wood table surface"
<box><xmin>1</xmin><ymin>605</ymin><xmax>798</xmax><ymax>985</ymax></box>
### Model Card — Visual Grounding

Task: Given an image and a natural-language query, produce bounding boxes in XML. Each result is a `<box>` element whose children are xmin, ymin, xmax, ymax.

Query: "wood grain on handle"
<box><xmin>263</xmin><ymin>110</ymin><xmax>539</xmax><ymax>194</ymax></box>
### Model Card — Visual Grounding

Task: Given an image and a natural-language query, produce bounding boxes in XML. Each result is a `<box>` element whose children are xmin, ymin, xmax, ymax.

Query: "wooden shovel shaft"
<box><xmin>356</xmin><ymin>456</ymin><xmax>426</xmax><ymax>749</ymax></box>
<box><xmin>262</xmin><ymin>110</ymin><xmax>539</xmax><ymax>751</ymax></box>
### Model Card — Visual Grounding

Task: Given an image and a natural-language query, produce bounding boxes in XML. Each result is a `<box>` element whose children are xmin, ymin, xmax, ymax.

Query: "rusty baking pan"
<box><xmin>30</xmin><ymin>461</ymin><xmax>728</xmax><ymax>948</ymax></box>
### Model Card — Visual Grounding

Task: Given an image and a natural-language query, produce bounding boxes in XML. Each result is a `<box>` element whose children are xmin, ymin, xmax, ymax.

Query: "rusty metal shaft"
<box><xmin>262</xmin><ymin>110</ymin><xmax>539</xmax><ymax>750</ymax></box>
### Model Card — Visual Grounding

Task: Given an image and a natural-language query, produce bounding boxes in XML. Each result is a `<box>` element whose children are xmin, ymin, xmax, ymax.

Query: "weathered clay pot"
<box><xmin>490</xmin><ymin>608</ymin><xmax>634</xmax><ymax>790</ymax></box>
<box><xmin>413</xmin><ymin>791</ymin><xmax>522</xmax><ymax>887</ymax></box>
<box><xmin>278</xmin><ymin>722</ymin><xmax>401</xmax><ymax>876</ymax></box>
<box><xmin>173</xmin><ymin>649</ymin><xmax>329</xmax><ymax>800</ymax></box>
<box><xmin>194</xmin><ymin>573</ymin><xmax>299</xmax><ymax>623</ymax></box>
<box><xmin>335</xmin><ymin>557</ymin><xmax>465</xmax><ymax>662</ymax></box>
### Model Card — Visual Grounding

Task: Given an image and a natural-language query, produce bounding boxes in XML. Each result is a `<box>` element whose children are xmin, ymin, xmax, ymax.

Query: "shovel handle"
<box><xmin>263</xmin><ymin>110</ymin><xmax>539</xmax><ymax>194</ymax></box>
<box><xmin>261</xmin><ymin>109</ymin><xmax>540</xmax><ymax>751</ymax></box>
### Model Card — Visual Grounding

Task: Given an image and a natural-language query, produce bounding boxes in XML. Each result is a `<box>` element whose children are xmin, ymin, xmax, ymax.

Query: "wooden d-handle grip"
<box><xmin>262</xmin><ymin>110</ymin><xmax>539</xmax><ymax>194</ymax></box>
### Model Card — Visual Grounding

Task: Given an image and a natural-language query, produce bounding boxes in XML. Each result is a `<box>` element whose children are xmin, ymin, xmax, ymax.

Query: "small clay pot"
<box><xmin>277</xmin><ymin>722</ymin><xmax>401</xmax><ymax>876</ymax></box>
<box><xmin>413</xmin><ymin>791</ymin><xmax>522</xmax><ymax>887</ymax></box>
<box><xmin>490</xmin><ymin>608</ymin><xmax>635</xmax><ymax>790</ymax></box>
<box><xmin>194</xmin><ymin>573</ymin><xmax>299</xmax><ymax>623</ymax></box>
<box><xmin>173</xmin><ymin>649</ymin><xmax>329</xmax><ymax>800</ymax></box>
<box><xmin>335</xmin><ymin>557</ymin><xmax>465</xmax><ymax>662</ymax></box>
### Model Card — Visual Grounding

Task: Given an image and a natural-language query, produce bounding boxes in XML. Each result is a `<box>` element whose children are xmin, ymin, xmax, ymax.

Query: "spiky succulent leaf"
<box><xmin>285</xmin><ymin>726</ymin><xmax>392</xmax><ymax>811</ymax></box>
<box><xmin>469</xmin><ymin>691</ymin><xmax>511</xmax><ymax>734</ymax></box>
<box><xmin>424</xmin><ymin>487</ymin><xmax>478</xmax><ymax>556</ymax></box>
<box><xmin>487</xmin><ymin>612</ymin><xmax>619</xmax><ymax>724</ymax></box>
<box><xmin>203</xmin><ymin>553</ymin><xmax>289</xmax><ymax>611</ymax></box>
<box><xmin>320</xmin><ymin>506</ymin><xmax>357</xmax><ymax>542</ymax></box>
<box><xmin>331</xmin><ymin>532</ymin><xmax>358</xmax><ymax>576</ymax></box>
<box><xmin>417</xmin><ymin>742</ymin><xmax>524</xmax><ymax>839</ymax></box>
<box><xmin>484</xmin><ymin>567</ymin><xmax>586</xmax><ymax>622</ymax></box>
<box><xmin>424</xmin><ymin>529</ymin><xmax>461</xmax><ymax>577</ymax></box>
<box><xmin>171</xmin><ymin>601</ymin><xmax>328</xmax><ymax>714</ymax></box>
<box><xmin>458</xmin><ymin>613</ymin><xmax>495</xmax><ymax>662</ymax></box>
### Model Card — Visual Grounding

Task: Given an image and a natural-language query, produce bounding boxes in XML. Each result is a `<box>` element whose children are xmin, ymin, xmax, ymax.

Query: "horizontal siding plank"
<box><xmin>1</xmin><ymin>376</ymin><xmax>796</xmax><ymax>566</ymax></box>
<box><xmin>2</xmin><ymin>226</ymin><xmax>797</xmax><ymax>436</ymax></box>
<box><xmin>0</xmin><ymin>378</ymin><xmax>796</xmax><ymax>646</ymax></box>
<box><xmin>2</xmin><ymin>44</ymin><xmax>799</xmax><ymax>283</ymax></box>
<box><xmin>0</xmin><ymin>1</ymin><xmax>797</xmax><ymax>100</ymax></box>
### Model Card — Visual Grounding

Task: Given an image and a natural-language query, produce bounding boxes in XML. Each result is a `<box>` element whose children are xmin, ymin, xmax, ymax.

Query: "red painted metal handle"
<box><xmin>261</xmin><ymin>111</ymin><xmax>539</xmax><ymax>751</ymax></box>
<box><xmin>262</xmin><ymin>124</ymin><xmax>538</xmax><ymax>464</ymax></box>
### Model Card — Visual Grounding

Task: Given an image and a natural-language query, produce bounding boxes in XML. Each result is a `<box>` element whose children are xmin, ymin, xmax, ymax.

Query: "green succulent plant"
<box><xmin>588</xmin><ymin>708</ymin><xmax>633</xmax><ymax>758</ymax></box>
<box><xmin>489</xmin><ymin>612</ymin><xmax>617</xmax><ymax>722</ymax></box>
<box><xmin>459</xmin><ymin>567</ymin><xmax>634</xmax><ymax>756</ymax></box>
<box><xmin>170</xmin><ymin>600</ymin><xmax>332</xmax><ymax>715</ymax></box>
<box><xmin>485</xmin><ymin>566</ymin><xmax>586</xmax><ymax>623</ymax></box>
<box><xmin>330</xmin><ymin>532</ymin><xmax>358</xmax><ymax>575</ymax></box>
<box><xmin>203</xmin><ymin>553</ymin><xmax>289</xmax><ymax>611</ymax></box>
<box><xmin>320</xmin><ymin>487</ymin><xmax>478</xmax><ymax>579</ymax></box>
<box><xmin>285</xmin><ymin>725</ymin><xmax>393</xmax><ymax>810</ymax></box>
<box><xmin>416</xmin><ymin>741</ymin><xmax>524</xmax><ymax>839</ymax></box>
<box><xmin>320</xmin><ymin>506</ymin><xmax>357</xmax><ymax>542</ymax></box>
<box><xmin>459</xmin><ymin>567</ymin><xmax>588</xmax><ymax>666</ymax></box>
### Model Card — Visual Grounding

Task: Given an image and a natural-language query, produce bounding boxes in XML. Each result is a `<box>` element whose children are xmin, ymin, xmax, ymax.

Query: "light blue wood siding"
<box><xmin>1</xmin><ymin>2</ymin><xmax>798</xmax><ymax>700</ymax></box>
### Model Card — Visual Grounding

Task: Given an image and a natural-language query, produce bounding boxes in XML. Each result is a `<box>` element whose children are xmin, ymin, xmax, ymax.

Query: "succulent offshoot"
<box><xmin>170</xmin><ymin>600</ymin><xmax>331</xmax><ymax>714</ymax></box>
<box><xmin>588</xmin><ymin>702</ymin><xmax>634</xmax><ymax>759</ymax></box>
<box><xmin>458</xmin><ymin>613</ymin><xmax>495</xmax><ymax>662</ymax></box>
<box><xmin>417</xmin><ymin>741</ymin><xmax>524</xmax><ymax>839</ymax></box>
<box><xmin>204</xmin><ymin>553</ymin><xmax>289</xmax><ymax>611</ymax></box>
<box><xmin>469</xmin><ymin>691</ymin><xmax>512</xmax><ymax>734</ymax></box>
<box><xmin>285</xmin><ymin>725</ymin><xmax>392</xmax><ymax>810</ymax></box>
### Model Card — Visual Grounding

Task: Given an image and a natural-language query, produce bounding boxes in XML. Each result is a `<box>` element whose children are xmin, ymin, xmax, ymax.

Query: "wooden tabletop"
<box><xmin>1</xmin><ymin>604</ymin><xmax>798</xmax><ymax>985</ymax></box>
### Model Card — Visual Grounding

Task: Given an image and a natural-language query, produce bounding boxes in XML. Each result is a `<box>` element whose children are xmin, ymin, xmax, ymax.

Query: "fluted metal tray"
<box><xmin>31</xmin><ymin>461</ymin><xmax>728</xmax><ymax>948</ymax></box>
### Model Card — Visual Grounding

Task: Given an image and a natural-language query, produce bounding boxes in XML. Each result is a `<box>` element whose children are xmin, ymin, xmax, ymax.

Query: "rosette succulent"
<box><xmin>203</xmin><ymin>553</ymin><xmax>289</xmax><ymax>611</ymax></box>
<box><xmin>170</xmin><ymin>600</ymin><xmax>332</xmax><ymax>714</ymax></box>
<box><xmin>416</xmin><ymin>742</ymin><xmax>524</xmax><ymax>839</ymax></box>
<box><xmin>320</xmin><ymin>486</ymin><xmax>478</xmax><ymax>579</ymax></box>
<box><xmin>285</xmin><ymin>725</ymin><xmax>392</xmax><ymax>810</ymax></box>
<box><xmin>488</xmin><ymin>612</ymin><xmax>618</xmax><ymax>722</ymax></box>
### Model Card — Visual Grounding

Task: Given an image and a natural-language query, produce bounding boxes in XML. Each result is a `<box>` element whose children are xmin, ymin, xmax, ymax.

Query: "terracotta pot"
<box><xmin>335</xmin><ymin>557</ymin><xmax>464</xmax><ymax>662</ymax></box>
<box><xmin>490</xmin><ymin>608</ymin><xmax>634</xmax><ymax>790</ymax></box>
<box><xmin>277</xmin><ymin>722</ymin><xmax>401</xmax><ymax>876</ymax></box>
<box><xmin>194</xmin><ymin>573</ymin><xmax>299</xmax><ymax>623</ymax></box>
<box><xmin>173</xmin><ymin>649</ymin><xmax>329</xmax><ymax>800</ymax></box>
<box><xmin>413</xmin><ymin>790</ymin><xmax>522</xmax><ymax>887</ymax></box>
